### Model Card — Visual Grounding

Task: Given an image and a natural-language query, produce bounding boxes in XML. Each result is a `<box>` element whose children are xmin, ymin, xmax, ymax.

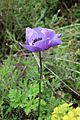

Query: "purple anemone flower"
<box><xmin>19</xmin><ymin>27</ymin><xmax>62</xmax><ymax>52</ymax></box>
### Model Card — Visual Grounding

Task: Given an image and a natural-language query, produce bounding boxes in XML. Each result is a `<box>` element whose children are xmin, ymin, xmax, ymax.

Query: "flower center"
<box><xmin>32</xmin><ymin>38</ymin><xmax>42</xmax><ymax>45</ymax></box>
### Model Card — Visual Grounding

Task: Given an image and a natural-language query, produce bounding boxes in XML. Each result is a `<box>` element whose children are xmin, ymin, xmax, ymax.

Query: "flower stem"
<box><xmin>38</xmin><ymin>51</ymin><xmax>42</xmax><ymax>118</ymax></box>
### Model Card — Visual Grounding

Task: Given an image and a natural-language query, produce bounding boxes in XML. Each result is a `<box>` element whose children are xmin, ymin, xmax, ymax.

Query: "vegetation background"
<box><xmin>0</xmin><ymin>0</ymin><xmax>80</xmax><ymax>120</ymax></box>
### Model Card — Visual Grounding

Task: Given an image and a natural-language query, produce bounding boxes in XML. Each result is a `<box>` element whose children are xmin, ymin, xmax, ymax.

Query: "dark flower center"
<box><xmin>32</xmin><ymin>38</ymin><xmax>42</xmax><ymax>45</ymax></box>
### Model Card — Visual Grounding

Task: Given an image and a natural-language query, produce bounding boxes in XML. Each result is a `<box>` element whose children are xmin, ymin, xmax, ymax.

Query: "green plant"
<box><xmin>8</xmin><ymin>82</ymin><xmax>40</xmax><ymax>115</ymax></box>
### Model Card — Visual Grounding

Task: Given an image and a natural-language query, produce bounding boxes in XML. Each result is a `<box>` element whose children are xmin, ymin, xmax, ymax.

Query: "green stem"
<box><xmin>38</xmin><ymin>51</ymin><xmax>42</xmax><ymax>118</ymax></box>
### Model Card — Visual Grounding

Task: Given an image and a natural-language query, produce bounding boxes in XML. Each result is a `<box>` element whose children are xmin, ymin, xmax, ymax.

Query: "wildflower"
<box><xmin>51</xmin><ymin>103</ymin><xmax>80</xmax><ymax>120</ymax></box>
<box><xmin>19</xmin><ymin>27</ymin><xmax>62</xmax><ymax>52</ymax></box>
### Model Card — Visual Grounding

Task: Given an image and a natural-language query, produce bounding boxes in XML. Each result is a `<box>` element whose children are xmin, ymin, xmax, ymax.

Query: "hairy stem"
<box><xmin>38</xmin><ymin>51</ymin><xmax>42</xmax><ymax>117</ymax></box>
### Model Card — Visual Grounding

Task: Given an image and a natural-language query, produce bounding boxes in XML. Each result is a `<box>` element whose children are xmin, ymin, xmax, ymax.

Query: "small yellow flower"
<box><xmin>63</xmin><ymin>115</ymin><xmax>69</xmax><ymax>120</ymax></box>
<box><xmin>51</xmin><ymin>103</ymin><xmax>80</xmax><ymax>120</ymax></box>
<box><xmin>54</xmin><ymin>107</ymin><xmax>59</xmax><ymax>113</ymax></box>
<box><xmin>68</xmin><ymin>111</ymin><xmax>74</xmax><ymax>118</ymax></box>
<box><xmin>75</xmin><ymin>107</ymin><xmax>80</xmax><ymax>114</ymax></box>
<box><xmin>77</xmin><ymin>117</ymin><xmax>80</xmax><ymax>120</ymax></box>
<box><xmin>51</xmin><ymin>114</ymin><xmax>58</xmax><ymax>120</ymax></box>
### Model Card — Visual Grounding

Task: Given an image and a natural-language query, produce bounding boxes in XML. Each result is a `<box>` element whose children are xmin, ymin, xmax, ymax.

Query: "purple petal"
<box><xmin>26</xmin><ymin>28</ymin><xmax>39</xmax><ymax>45</ymax></box>
<box><xmin>34</xmin><ymin>27</ymin><xmax>42</xmax><ymax>32</ymax></box>
<box><xmin>34</xmin><ymin>39</ymin><xmax>51</xmax><ymax>51</ymax></box>
<box><xmin>33</xmin><ymin>27</ymin><xmax>46</xmax><ymax>40</ymax></box>
<box><xmin>51</xmin><ymin>36</ymin><xmax>62</xmax><ymax>47</ymax></box>
<box><xmin>41</xmin><ymin>28</ymin><xmax>56</xmax><ymax>40</ymax></box>
<box><xmin>19</xmin><ymin>43</ymin><xmax>41</xmax><ymax>52</ymax></box>
<box><xmin>34</xmin><ymin>27</ymin><xmax>56</xmax><ymax>39</ymax></box>
<box><xmin>56</xmin><ymin>34</ymin><xmax>62</xmax><ymax>38</ymax></box>
<box><xmin>26</xmin><ymin>27</ymin><xmax>46</xmax><ymax>45</ymax></box>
